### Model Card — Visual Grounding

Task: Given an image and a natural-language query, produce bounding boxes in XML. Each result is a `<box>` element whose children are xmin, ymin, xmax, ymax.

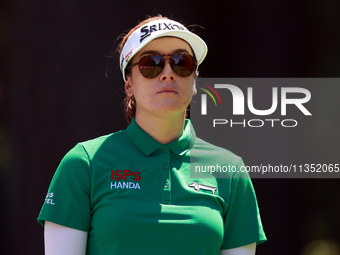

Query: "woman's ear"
<box><xmin>192</xmin><ymin>79</ymin><xmax>197</xmax><ymax>95</ymax></box>
<box><xmin>125</xmin><ymin>76</ymin><xmax>134</xmax><ymax>97</ymax></box>
<box><xmin>192</xmin><ymin>70</ymin><xmax>199</xmax><ymax>95</ymax></box>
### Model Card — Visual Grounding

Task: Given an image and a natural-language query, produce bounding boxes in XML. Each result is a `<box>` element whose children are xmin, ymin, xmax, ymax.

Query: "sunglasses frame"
<box><xmin>126</xmin><ymin>54</ymin><xmax>197</xmax><ymax>79</ymax></box>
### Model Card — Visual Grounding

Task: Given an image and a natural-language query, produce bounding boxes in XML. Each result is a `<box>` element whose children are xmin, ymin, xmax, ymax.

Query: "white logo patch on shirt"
<box><xmin>188</xmin><ymin>182</ymin><xmax>217</xmax><ymax>195</ymax></box>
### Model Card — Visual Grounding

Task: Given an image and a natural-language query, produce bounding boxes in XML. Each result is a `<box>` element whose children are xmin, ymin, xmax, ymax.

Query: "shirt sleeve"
<box><xmin>220</xmin><ymin>159</ymin><xmax>267</xmax><ymax>250</ymax></box>
<box><xmin>37</xmin><ymin>143</ymin><xmax>92</xmax><ymax>232</ymax></box>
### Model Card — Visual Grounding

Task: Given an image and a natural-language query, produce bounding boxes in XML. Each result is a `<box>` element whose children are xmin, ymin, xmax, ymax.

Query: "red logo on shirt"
<box><xmin>111</xmin><ymin>170</ymin><xmax>141</xmax><ymax>181</ymax></box>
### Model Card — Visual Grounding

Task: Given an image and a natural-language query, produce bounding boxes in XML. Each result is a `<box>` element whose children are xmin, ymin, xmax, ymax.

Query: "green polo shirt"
<box><xmin>38</xmin><ymin>118</ymin><xmax>266</xmax><ymax>254</ymax></box>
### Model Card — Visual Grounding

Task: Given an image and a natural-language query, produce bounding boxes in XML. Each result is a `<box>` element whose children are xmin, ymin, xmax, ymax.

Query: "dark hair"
<box><xmin>116</xmin><ymin>14</ymin><xmax>169</xmax><ymax>124</ymax></box>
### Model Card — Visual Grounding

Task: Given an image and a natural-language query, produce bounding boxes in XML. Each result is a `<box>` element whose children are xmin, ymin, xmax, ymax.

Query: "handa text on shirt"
<box><xmin>110</xmin><ymin>182</ymin><xmax>141</xmax><ymax>189</ymax></box>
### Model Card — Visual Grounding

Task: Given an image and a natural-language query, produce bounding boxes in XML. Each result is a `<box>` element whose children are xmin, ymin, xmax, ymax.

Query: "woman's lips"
<box><xmin>157</xmin><ymin>88</ymin><xmax>178</xmax><ymax>94</ymax></box>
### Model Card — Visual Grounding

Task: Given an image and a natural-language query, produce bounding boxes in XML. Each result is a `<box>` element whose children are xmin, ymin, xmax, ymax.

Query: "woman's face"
<box><xmin>125</xmin><ymin>37</ymin><xmax>196</xmax><ymax>120</ymax></box>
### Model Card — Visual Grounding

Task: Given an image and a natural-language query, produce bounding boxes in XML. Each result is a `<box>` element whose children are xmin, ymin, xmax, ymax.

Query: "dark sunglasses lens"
<box><xmin>171</xmin><ymin>54</ymin><xmax>196</xmax><ymax>77</ymax></box>
<box><xmin>139</xmin><ymin>55</ymin><xmax>164</xmax><ymax>78</ymax></box>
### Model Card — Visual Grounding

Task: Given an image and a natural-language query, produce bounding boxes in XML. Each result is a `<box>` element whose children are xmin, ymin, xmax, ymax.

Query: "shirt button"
<box><xmin>162</xmin><ymin>147</ymin><xmax>169</xmax><ymax>153</ymax></box>
<box><xmin>163</xmin><ymin>163</ymin><xmax>169</xmax><ymax>170</ymax></box>
<box><xmin>164</xmin><ymin>182</ymin><xmax>169</xmax><ymax>189</ymax></box>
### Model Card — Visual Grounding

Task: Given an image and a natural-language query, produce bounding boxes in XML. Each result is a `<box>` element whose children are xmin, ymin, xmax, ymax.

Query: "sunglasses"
<box><xmin>126</xmin><ymin>54</ymin><xmax>197</xmax><ymax>79</ymax></box>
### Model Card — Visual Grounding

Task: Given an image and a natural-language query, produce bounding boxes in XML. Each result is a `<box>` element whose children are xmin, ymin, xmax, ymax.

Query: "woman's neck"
<box><xmin>135</xmin><ymin>112</ymin><xmax>186</xmax><ymax>144</ymax></box>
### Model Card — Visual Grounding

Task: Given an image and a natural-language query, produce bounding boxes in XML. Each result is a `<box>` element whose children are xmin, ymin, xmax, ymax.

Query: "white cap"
<box><xmin>120</xmin><ymin>18</ymin><xmax>208</xmax><ymax>81</ymax></box>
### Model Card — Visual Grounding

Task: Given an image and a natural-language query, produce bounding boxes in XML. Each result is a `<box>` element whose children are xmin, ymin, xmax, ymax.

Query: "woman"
<box><xmin>38</xmin><ymin>15</ymin><xmax>266</xmax><ymax>255</ymax></box>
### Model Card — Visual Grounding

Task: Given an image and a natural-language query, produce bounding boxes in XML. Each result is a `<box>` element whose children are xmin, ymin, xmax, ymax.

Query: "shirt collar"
<box><xmin>126</xmin><ymin>117</ymin><xmax>196</xmax><ymax>156</ymax></box>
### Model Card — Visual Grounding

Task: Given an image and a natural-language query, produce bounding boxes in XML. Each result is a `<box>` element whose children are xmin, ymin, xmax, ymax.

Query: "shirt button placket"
<box><xmin>160</xmin><ymin>146</ymin><xmax>171</xmax><ymax>204</ymax></box>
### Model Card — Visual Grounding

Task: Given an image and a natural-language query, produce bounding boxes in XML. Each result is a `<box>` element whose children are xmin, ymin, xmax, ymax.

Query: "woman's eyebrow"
<box><xmin>139</xmin><ymin>49</ymin><xmax>192</xmax><ymax>58</ymax></box>
<box><xmin>171</xmin><ymin>49</ymin><xmax>191</xmax><ymax>55</ymax></box>
<box><xmin>139</xmin><ymin>50</ymin><xmax>160</xmax><ymax>57</ymax></box>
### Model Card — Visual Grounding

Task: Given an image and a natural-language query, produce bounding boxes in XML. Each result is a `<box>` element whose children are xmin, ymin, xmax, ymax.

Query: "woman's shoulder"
<box><xmin>193</xmin><ymin>136</ymin><xmax>243</xmax><ymax>165</ymax></box>
<box><xmin>66</xmin><ymin>129</ymin><xmax>130</xmax><ymax>159</ymax></box>
<box><xmin>80</xmin><ymin>129</ymin><xmax>126</xmax><ymax>146</ymax></box>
